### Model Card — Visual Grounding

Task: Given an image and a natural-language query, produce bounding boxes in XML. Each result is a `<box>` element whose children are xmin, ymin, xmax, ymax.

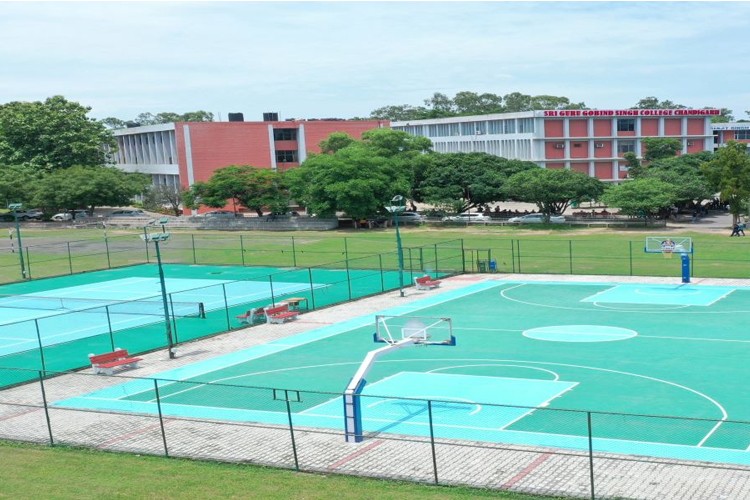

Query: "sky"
<box><xmin>1</xmin><ymin>1</ymin><xmax>748</xmax><ymax>122</ymax></box>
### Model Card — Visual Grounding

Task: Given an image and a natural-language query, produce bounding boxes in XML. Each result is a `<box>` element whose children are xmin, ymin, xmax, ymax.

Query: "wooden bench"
<box><xmin>89</xmin><ymin>348</ymin><xmax>142</xmax><ymax>375</ymax></box>
<box><xmin>236</xmin><ymin>307</ymin><xmax>266</xmax><ymax>325</ymax></box>
<box><xmin>414</xmin><ymin>275</ymin><xmax>441</xmax><ymax>291</ymax></box>
<box><xmin>264</xmin><ymin>303</ymin><xmax>300</xmax><ymax>324</ymax></box>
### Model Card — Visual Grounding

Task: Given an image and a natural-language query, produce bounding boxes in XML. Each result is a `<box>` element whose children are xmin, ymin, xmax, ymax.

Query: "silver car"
<box><xmin>442</xmin><ymin>213</ymin><xmax>491</xmax><ymax>223</ymax></box>
<box><xmin>507</xmin><ymin>213</ymin><xmax>566</xmax><ymax>224</ymax></box>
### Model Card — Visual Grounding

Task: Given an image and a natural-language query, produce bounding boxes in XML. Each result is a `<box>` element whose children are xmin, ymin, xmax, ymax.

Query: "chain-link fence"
<box><xmin>2</xmin><ymin>367</ymin><xmax>749</xmax><ymax>500</ymax></box>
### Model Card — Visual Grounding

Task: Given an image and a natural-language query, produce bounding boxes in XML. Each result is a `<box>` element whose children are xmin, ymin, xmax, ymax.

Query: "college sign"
<box><xmin>540</xmin><ymin>109</ymin><xmax>720</xmax><ymax>117</ymax></box>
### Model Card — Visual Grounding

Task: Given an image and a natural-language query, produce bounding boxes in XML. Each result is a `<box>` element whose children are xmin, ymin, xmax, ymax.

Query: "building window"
<box><xmin>573</xmin><ymin>143</ymin><xmax>582</xmax><ymax>148</ymax></box>
<box><xmin>273</xmin><ymin>128</ymin><xmax>297</xmax><ymax>141</ymax></box>
<box><xmin>735</xmin><ymin>130</ymin><xmax>750</xmax><ymax>140</ymax></box>
<box><xmin>276</xmin><ymin>150</ymin><xmax>298</xmax><ymax>163</ymax></box>
<box><xmin>518</xmin><ymin>118</ymin><xmax>534</xmax><ymax>133</ymax></box>
<box><xmin>504</xmin><ymin>120</ymin><xmax>516</xmax><ymax>134</ymax></box>
<box><xmin>617</xmin><ymin>141</ymin><xmax>635</xmax><ymax>154</ymax></box>
<box><xmin>488</xmin><ymin>120</ymin><xmax>503</xmax><ymax>134</ymax></box>
<box><xmin>617</xmin><ymin>119</ymin><xmax>635</xmax><ymax>132</ymax></box>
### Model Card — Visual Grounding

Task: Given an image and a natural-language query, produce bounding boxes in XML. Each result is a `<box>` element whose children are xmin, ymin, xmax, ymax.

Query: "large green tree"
<box><xmin>505</xmin><ymin>168</ymin><xmax>605</xmax><ymax>219</ymax></box>
<box><xmin>640</xmin><ymin>151</ymin><xmax>714</xmax><ymax>209</ymax></box>
<box><xmin>185</xmin><ymin>166</ymin><xmax>288</xmax><ymax>216</ymax></box>
<box><xmin>288</xmin><ymin>129</ymin><xmax>424</xmax><ymax>219</ymax></box>
<box><xmin>601</xmin><ymin>178</ymin><xmax>679</xmax><ymax>223</ymax></box>
<box><xmin>0</xmin><ymin>165</ymin><xmax>40</xmax><ymax>207</ymax></box>
<box><xmin>702</xmin><ymin>141</ymin><xmax>750</xmax><ymax>224</ymax></box>
<box><xmin>0</xmin><ymin>96</ymin><xmax>116</xmax><ymax>171</ymax></box>
<box><xmin>31</xmin><ymin>165</ymin><xmax>150</xmax><ymax>215</ymax></box>
<box><xmin>642</xmin><ymin>137</ymin><xmax>682</xmax><ymax>162</ymax></box>
<box><xmin>101</xmin><ymin>110</ymin><xmax>214</xmax><ymax>129</ymax></box>
<box><xmin>417</xmin><ymin>152</ymin><xmax>537</xmax><ymax>214</ymax></box>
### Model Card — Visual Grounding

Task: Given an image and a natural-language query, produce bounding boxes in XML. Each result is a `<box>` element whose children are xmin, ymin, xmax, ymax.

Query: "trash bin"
<box><xmin>489</xmin><ymin>259</ymin><xmax>497</xmax><ymax>272</ymax></box>
<box><xmin>477</xmin><ymin>260</ymin><xmax>487</xmax><ymax>273</ymax></box>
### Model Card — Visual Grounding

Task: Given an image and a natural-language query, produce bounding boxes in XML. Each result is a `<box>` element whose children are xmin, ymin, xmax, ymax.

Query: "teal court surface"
<box><xmin>56</xmin><ymin>278</ymin><xmax>750</xmax><ymax>465</ymax></box>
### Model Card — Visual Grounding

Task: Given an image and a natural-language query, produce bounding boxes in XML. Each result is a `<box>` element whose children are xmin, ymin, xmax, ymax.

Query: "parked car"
<box><xmin>507</xmin><ymin>213</ymin><xmax>566</xmax><ymax>224</ymax></box>
<box><xmin>441</xmin><ymin>213</ymin><xmax>491</xmax><ymax>223</ymax></box>
<box><xmin>9</xmin><ymin>208</ymin><xmax>43</xmax><ymax>221</ymax></box>
<box><xmin>199</xmin><ymin>210</ymin><xmax>239</xmax><ymax>218</ymax></box>
<box><xmin>110</xmin><ymin>209</ymin><xmax>146</xmax><ymax>217</ymax></box>
<box><xmin>394</xmin><ymin>211</ymin><xmax>423</xmax><ymax>224</ymax></box>
<box><xmin>51</xmin><ymin>210</ymin><xmax>90</xmax><ymax>222</ymax></box>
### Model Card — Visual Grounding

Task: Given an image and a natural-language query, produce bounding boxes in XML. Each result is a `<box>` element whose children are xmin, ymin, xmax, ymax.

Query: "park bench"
<box><xmin>264</xmin><ymin>303</ymin><xmax>300</xmax><ymax>324</ymax></box>
<box><xmin>236</xmin><ymin>307</ymin><xmax>266</xmax><ymax>325</ymax></box>
<box><xmin>414</xmin><ymin>275</ymin><xmax>441</xmax><ymax>291</ymax></box>
<box><xmin>89</xmin><ymin>348</ymin><xmax>142</xmax><ymax>375</ymax></box>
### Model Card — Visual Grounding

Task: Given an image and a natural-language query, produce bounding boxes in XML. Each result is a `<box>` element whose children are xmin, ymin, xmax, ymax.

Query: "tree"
<box><xmin>101</xmin><ymin>117</ymin><xmax>127</xmax><ymax>129</ymax></box>
<box><xmin>31</xmin><ymin>165</ymin><xmax>150</xmax><ymax>215</ymax></box>
<box><xmin>103</xmin><ymin>111</ymin><xmax>215</xmax><ymax>129</ymax></box>
<box><xmin>0</xmin><ymin>96</ymin><xmax>116</xmax><ymax>171</ymax></box>
<box><xmin>641</xmin><ymin>151</ymin><xmax>714</xmax><ymax>208</ymax></box>
<box><xmin>0</xmin><ymin>165</ymin><xmax>40</xmax><ymax>206</ymax></box>
<box><xmin>642</xmin><ymin>137</ymin><xmax>682</xmax><ymax>162</ymax></box>
<box><xmin>601</xmin><ymin>178</ymin><xmax>679</xmax><ymax>223</ymax></box>
<box><xmin>505</xmin><ymin>168</ymin><xmax>605</xmax><ymax>219</ymax></box>
<box><xmin>142</xmin><ymin>184</ymin><xmax>184</xmax><ymax>216</ymax></box>
<box><xmin>319</xmin><ymin>132</ymin><xmax>356</xmax><ymax>154</ymax></box>
<box><xmin>423</xmin><ymin>92</ymin><xmax>456</xmax><ymax>118</ymax></box>
<box><xmin>186</xmin><ymin>166</ymin><xmax>288</xmax><ymax>216</ymax></box>
<box><xmin>369</xmin><ymin>104</ymin><xmax>429</xmax><ymax>121</ymax></box>
<box><xmin>702</xmin><ymin>141</ymin><xmax>750</xmax><ymax>224</ymax></box>
<box><xmin>452</xmin><ymin>91</ymin><xmax>504</xmax><ymax>116</ymax></box>
<box><xmin>288</xmin><ymin>129</ymin><xmax>423</xmax><ymax>219</ymax></box>
<box><xmin>631</xmin><ymin>97</ymin><xmax>686</xmax><ymax>109</ymax></box>
<box><xmin>418</xmin><ymin>153</ymin><xmax>537</xmax><ymax>214</ymax></box>
<box><xmin>708</xmin><ymin>108</ymin><xmax>734</xmax><ymax>123</ymax></box>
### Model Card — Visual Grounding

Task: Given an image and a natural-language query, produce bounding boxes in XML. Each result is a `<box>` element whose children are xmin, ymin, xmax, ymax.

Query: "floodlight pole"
<box><xmin>142</xmin><ymin>218</ymin><xmax>175</xmax><ymax>359</ymax></box>
<box><xmin>386</xmin><ymin>195</ymin><xmax>406</xmax><ymax>297</ymax></box>
<box><xmin>8</xmin><ymin>203</ymin><xmax>27</xmax><ymax>280</ymax></box>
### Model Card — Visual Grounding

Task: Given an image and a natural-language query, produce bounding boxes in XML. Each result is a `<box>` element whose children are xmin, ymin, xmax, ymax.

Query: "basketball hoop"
<box><xmin>660</xmin><ymin>239</ymin><xmax>676</xmax><ymax>259</ymax></box>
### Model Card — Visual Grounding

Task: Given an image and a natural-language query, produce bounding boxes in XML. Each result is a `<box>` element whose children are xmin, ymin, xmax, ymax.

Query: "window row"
<box><xmin>424</xmin><ymin>118</ymin><xmax>535</xmax><ymax>137</ymax></box>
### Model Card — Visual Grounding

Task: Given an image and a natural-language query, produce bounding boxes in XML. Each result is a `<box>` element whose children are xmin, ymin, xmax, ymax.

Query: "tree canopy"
<box><xmin>702</xmin><ymin>141</ymin><xmax>750</xmax><ymax>223</ymax></box>
<box><xmin>505</xmin><ymin>168</ymin><xmax>605</xmax><ymax>217</ymax></box>
<box><xmin>31</xmin><ymin>165</ymin><xmax>150</xmax><ymax>214</ymax></box>
<box><xmin>287</xmin><ymin>129</ymin><xmax>422</xmax><ymax>219</ymax></box>
<box><xmin>601</xmin><ymin>178</ymin><xmax>679</xmax><ymax>221</ymax></box>
<box><xmin>101</xmin><ymin>110</ymin><xmax>215</xmax><ymax>129</ymax></box>
<box><xmin>184</xmin><ymin>165</ymin><xmax>289</xmax><ymax>217</ymax></box>
<box><xmin>417</xmin><ymin>152</ymin><xmax>538</xmax><ymax>214</ymax></box>
<box><xmin>0</xmin><ymin>96</ymin><xmax>115</xmax><ymax>171</ymax></box>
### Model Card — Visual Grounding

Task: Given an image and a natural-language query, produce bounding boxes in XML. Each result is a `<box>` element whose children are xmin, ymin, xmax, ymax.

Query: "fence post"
<box><xmin>569</xmin><ymin>240</ymin><xmax>573</xmax><ymax>274</ymax></box>
<box><xmin>191</xmin><ymin>234</ymin><xmax>197</xmax><ymax>264</ymax></box>
<box><xmin>379</xmin><ymin>254</ymin><xmax>385</xmax><ymax>292</ymax></box>
<box><xmin>105</xmin><ymin>306</ymin><xmax>115</xmax><ymax>351</ymax></box>
<box><xmin>154</xmin><ymin>379</ymin><xmax>169</xmax><ymax>457</ymax></box>
<box><xmin>427</xmin><ymin>400</ymin><xmax>439</xmax><ymax>484</ymax></box>
<box><xmin>67</xmin><ymin>242</ymin><xmax>73</xmax><ymax>275</ymax></box>
<box><xmin>511</xmin><ymin>239</ymin><xmax>516</xmax><ymax>273</ymax></box>
<box><xmin>240</xmin><ymin>234</ymin><xmax>246</xmax><ymax>267</ymax></box>
<box><xmin>345</xmin><ymin>256</ymin><xmax>352</xmax><ymax>301</ymax></box>
<box><xmin>269</xmin><ymin>275</ymin><xmax>276</xmax><ymax>306</ymax></box>
<box><xmin>38</xmin><ymin>371</ymin><xmax>54</xmax><ymax>446</ymax></box>
<box><xmin>283</xmin><ymin>391</ymin><xmax>300</xmax><ymax>471</ymax></box>
<box><xmin>222</xmin><ymin>283</ymin><xmax>231</xmax><ymax>330</ymax></box>
<box><xmin>291</xmin><ymin>236</ymin><xmax>297</xmax><ymax>267</ymax></box>
<box><xmin>34</xmin><ymin>319</ymin><xmax>47</xmax><ymax>374</ymax></box>
<box><xmin>307</xmin><ymin>268</ymin><xmax>316</xmax><ymax>310</ymax></box>
<box><xmin>104</xmin><ymin>235</ymin><xmax>111</xmax><ymax>269</ymax></box>
<box><xmin>25</xmin><ymin>246</ymin><xmax>31</xmax><ymax>278</ymax></box>
<box><xmin>517</xmin><ymin>240</ymin><xmax>522</xmax><ymax>273</ymax></box>
<box><xmin>587</xmin><ymin>411</ymin><xmax>595</xmax><ymax>500</ymax></box>
<box><xmin>629</xmin><ymin>240</ymin><xmax>633</xmax><ymax>276</ymax></box>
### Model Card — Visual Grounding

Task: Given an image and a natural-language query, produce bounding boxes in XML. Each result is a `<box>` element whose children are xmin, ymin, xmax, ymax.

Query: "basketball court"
<box><xmin>55</xmin><ymin>247</ymin><xmax>750</xmax><ymax>466</ymax></box>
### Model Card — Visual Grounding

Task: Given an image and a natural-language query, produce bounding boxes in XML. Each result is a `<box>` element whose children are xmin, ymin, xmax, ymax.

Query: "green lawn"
<box><xmin>2</xmin><ymin>225</ymin><xmax>749</xmax><ymax>285</ymax></box>
<box><xmin>0</xmin><ymin>441</ymin><xmax>562</xmax><ymax>500</ymax></box>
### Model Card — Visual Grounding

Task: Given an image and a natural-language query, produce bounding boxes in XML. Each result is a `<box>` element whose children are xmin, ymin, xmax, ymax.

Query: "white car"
<box><xmin>110</xmin><ymin>209</ymin><xmax>146</xmax><ymax>217</ymax></box>
<box><xmin>507</xmin><ymin>213</ymin><xmax>566</xmax><ymax>224</ymax></box>
<box><xmin>394</xmin><ymin>211</ymin><xmax>423</xmax><ymax>224</ymax></box>
<box><xmin>199</xmin><ymin>210</ymin><xmax>239</xmax><ymax>218</ymax></box>
<box><xmin>442</xmin><ymin>213</ymin><xmax>491</xmax><ymax>223</ymax></box>
<box><xmin>51</xmin><ymin>210</ymin><xmax>90</xmax><ymax>221</ymax></box>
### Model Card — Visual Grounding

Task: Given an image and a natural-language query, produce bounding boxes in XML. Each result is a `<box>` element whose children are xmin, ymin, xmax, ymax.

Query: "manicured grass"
<box><xmin>2</xmin><ymin>225</ymin><xmax>749</xmax><ymax>284</ymax></box>
<box><xmin>0</xmin><ymin>441</ymin><xmax>563</xmax><ymax>500</ymax></box>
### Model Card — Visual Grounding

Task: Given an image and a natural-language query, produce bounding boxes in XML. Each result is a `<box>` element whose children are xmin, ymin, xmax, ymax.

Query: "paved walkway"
<box><xmin>2</xmin><ymin>274</ymin><xmax>750</xmax><ymax>499</ymax></box>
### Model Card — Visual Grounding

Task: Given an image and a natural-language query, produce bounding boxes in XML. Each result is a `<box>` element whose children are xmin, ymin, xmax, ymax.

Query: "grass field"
<box><xmin>0</xmin><ymin>441</ymin><xmax>561</xmax><ymax>500</ymax></box>
<box><xmin>2</xmin><ymin>224</ymin><xmax>750</xmax><ymax>284</ymax></box>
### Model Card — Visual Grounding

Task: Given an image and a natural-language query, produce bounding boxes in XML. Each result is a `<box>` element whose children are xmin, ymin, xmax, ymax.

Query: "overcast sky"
<box><xmin>1</xmin><ymin>1</ymin><xmax>748</xmax><ymax>122</ymax></box>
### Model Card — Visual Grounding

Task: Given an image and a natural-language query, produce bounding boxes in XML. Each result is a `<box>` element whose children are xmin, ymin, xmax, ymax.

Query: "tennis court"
<box><xmin>56</xmin><ymin>277</ymin><xmax>750</xmax><ymax>465</ymax></box>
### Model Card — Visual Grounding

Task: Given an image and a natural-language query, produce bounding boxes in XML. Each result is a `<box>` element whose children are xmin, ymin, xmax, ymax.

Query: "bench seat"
<box><xmin>89</xmin><ymin>349</ymin><xmax>142</xmax><ymax>375</ymax></box>
<box><xmin>264</xmin><ymin>304</ymin><xmax>300</xmax><ymax>324</ymax></box>
<box><xmin>414</xmin><ymin>276</ymin><xmax>441</xmax><ymax>290</ymax></box>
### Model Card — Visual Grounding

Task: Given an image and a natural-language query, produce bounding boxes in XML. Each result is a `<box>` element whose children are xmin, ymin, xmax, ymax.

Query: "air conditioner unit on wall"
<box><xmin>687</xmin><ymin>141</ymin><xmax>694</xmax><ymax>146</ymax></box>
<box><xmin>595</xmin><ymin>142</ymin><xmax>605</xmax><ymax>148</ymax></box>
<box><xmin>553</xmin><ymin>143</ymin><xmax>565</xmax><ymax>149</ymax></box>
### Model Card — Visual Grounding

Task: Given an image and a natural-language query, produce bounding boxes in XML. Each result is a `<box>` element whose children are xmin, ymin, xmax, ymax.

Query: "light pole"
<box><xmin>141</xmin><ymin>217</ymin><xmax>175</xmax><ymax>359</ymax></box>
<box><xmin>385</xmin><ymin>195</ymin><xmax>406</xmax><ymax>297</ymax></box>
<box><xmin>8</xmin><ymin>203</ymin><xmax>27</xmax><ymax>280</ymax></box>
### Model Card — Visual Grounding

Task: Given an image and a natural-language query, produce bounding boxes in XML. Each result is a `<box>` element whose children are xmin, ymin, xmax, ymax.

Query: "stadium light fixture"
<box><xmin>141</xmin><ymin>220</ymin><xmax>175</xmax><ymax>359</ymax></box>
<box><xmin>385</xmin><ymin>195</ymin><xmax>406</xmax><ymax>297</ymax></box>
